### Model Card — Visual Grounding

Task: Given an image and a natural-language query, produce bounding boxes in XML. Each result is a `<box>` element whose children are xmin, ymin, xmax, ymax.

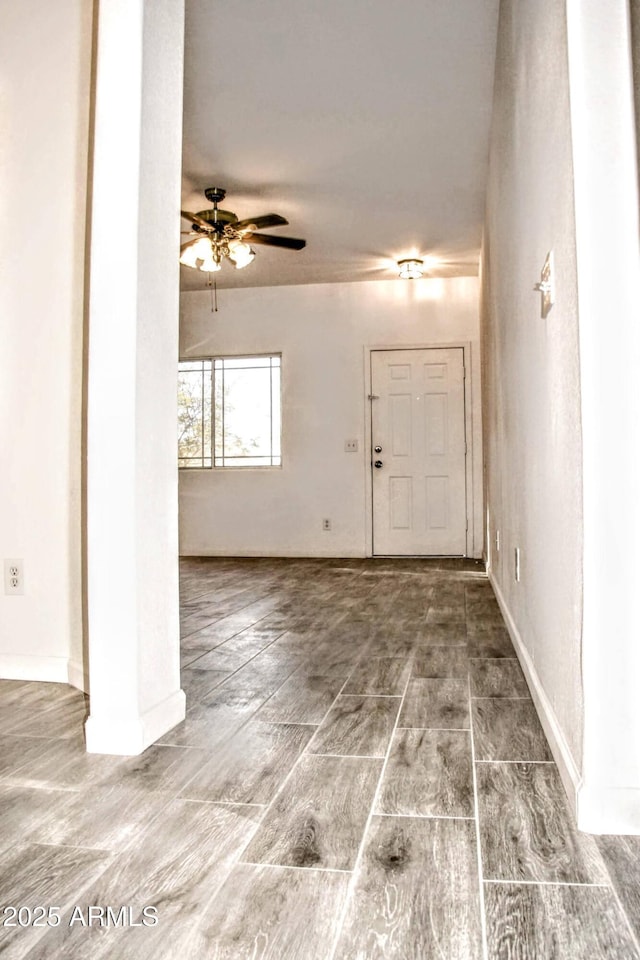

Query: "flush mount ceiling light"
<box><xmin>397</xmin><ymin>258</ymin><xmax>424</xmax><ymax>279</ymax></box>
<box><xmin>180</xmin><ymin>186</ymin><xmax>306</xmax><ymax>273</ymax></box>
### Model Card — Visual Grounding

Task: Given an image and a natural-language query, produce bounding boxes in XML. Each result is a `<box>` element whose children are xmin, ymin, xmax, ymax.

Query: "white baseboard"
<box><xmin>179</xmin><ymin>549</ymin><xmax>366</xmax><ymax>558</ymax></box>
<box><xmin>67</xmin><ymin>658</ymin><xmax>88</xmax><ymax>693</ymax></box>
<box><xmin>0</xmin><ymin>654</ymin><xmax>69</xmax><ymax>684</ymax></box>
<box><xmin>85</xmin><ymin>687</ymin><xmax>186</xmax><ymax>756</ymax></box>
<box><xmin>488</xmin><ymin>572</ymin><xmax>583</xmax><ymax>817</ymax></box>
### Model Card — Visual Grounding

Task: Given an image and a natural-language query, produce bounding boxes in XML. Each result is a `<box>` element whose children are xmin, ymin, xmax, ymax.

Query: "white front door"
<box><xmin>371</xmin><ymin>347</ymin><xmax>467</xmax><ymax>556</ymax></box>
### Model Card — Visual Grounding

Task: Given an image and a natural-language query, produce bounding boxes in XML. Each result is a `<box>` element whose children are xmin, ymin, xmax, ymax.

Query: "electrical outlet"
<box><xmin>322</xmin><ymin>518</ymin><xmax>331</xmax><ymax>531</ymax></box>
<box><xmin>514</xmin><ymin>547</ymin><xmax>521</xmax><ymax>582</ymax></box>
<box><xmin>4</xmin><ymin>559</ymin><xmax>24</xmax><ymax>595</ymax></box>
<box><xmin>344</xmin><ymin>439</ymin><xmax>359</xmax><ymax>453</ymax></box>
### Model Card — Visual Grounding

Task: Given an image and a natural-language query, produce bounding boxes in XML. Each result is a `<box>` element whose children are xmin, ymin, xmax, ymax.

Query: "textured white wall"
<box><xmin>481</xmin><ymin>0</ymin><xmax>584</xmax><ymax>791</ymax></box>
<box><xmin>0</xmin><ymin>1</ymin><xmax>92</xmax><ymax>684</ymax></box>
<box><xmin>484</xmin><ymin>0</ymin><xmax>640</xmax><ymax>832</ymax></box>
<box><xmin>179</xmin><ymin>277</ymin><xmax>482</xmax><ymax>558</ymax></box>
<box><xmin>85</xmin><ymin>0</ymin><xmax>185</xmax><ymax>753</ymax></box>
<box><xmin>566</xmin><ymin>0</ymin><xmax>640</xmax><ymax>832</ymax></box>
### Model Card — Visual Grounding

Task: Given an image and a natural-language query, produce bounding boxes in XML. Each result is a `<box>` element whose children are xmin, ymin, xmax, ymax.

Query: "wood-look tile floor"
<box><xmin>1</xmin><ymin>557</ymin><xmax>640</xmax><ymax>958</ymax></box>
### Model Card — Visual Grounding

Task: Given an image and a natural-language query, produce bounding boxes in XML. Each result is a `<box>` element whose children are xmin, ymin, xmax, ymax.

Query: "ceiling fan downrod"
<box><xmin>203</xmin><ymin>186</ymin><xmax>226</xmax><ymax>267</ymax></box>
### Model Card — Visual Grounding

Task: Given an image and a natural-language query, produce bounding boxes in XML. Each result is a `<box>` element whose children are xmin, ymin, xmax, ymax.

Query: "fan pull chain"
<box><xmin>206</xmin><ymin>272</ymin><xmax>218</xmax><ymax>312</ymax></box>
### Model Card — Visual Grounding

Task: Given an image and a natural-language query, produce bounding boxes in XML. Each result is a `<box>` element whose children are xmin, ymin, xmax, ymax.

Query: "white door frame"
<box><xmin>363</xmin><ymin>341</ymin><xmax>478</xmax><ymax>558</ymax></box>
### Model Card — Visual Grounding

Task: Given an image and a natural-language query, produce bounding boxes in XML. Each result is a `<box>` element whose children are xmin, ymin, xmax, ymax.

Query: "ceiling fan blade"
<box><xmin>181</xmin><ymin>209</ymin><xmax>213</xmax><ymax>231</ymax></box>
<box><xmin>234</xmin><ymin>214</ymin><xmax>289</xmax><ymax>232</ymax></box>
<box><xmin>248</xmin><ymin>233</ymin><xmax>306</xmax><ymax>250</ymax></box>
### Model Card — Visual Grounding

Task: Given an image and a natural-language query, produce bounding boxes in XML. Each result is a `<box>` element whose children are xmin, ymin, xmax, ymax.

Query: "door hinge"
<box><xmin>367</xmin><ymin>394</ymin><xmax>379</xmax><ymax>400</ymax></box>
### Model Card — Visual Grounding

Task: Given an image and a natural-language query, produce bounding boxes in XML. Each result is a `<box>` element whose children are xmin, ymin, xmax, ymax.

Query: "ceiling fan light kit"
<box><xmin>180</xmin><ymin>186</ymin><xmax>305</xmax><ymax>274</ymax></box>
<box><xmin>397</xmin><ymin>258</ymin><xmax>424</xmax><ymax>279</ymax></box>
<box><xmin>199</xmin><ymin>254</ymin><xmax>222</xmax><ymax>273</ymax></box>
<box><xmin>179</xmin><ymin>236</ymin><xmax>219</xmax><ymax>269</ymax></box>
<box><xmin>227</xmin><ymin>240</ymin><xmax>255</xmax><ymax>268</ymax></box>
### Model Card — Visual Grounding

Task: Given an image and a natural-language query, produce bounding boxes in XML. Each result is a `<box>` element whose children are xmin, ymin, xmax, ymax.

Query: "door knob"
<box><xmin>374</xmin><ymin>445</ymin><xmax>382</xmax><ymax>453</ymax></box>
<box><xmin>374</xmin><ymin>460</ymin><xmax>383</xmax><ymax>468</ymax></box>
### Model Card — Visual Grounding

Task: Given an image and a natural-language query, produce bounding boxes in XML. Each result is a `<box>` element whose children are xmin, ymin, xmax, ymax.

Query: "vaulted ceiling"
<box><xmin>181</xmin><ymin>0</ymin><xmax>500</xmax><ymax>290</ymax></box>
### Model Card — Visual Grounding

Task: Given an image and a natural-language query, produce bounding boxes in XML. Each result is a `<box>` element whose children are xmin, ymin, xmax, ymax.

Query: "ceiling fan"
<box><xmin>180</xmin><ymin>187</ymin><xmax>306</xmax><ymax>273</ymax></box>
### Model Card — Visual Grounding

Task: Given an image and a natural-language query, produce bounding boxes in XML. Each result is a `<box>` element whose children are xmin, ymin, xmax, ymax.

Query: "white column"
<box><xmin>85</xmin><ymin>0</ymin><xmax>185</xmax><ymax>754</ymax></box>
<box><xmin>567</xmin><ymin>0</ymin><xmax>640</xmax><ymax>832</ymax></box>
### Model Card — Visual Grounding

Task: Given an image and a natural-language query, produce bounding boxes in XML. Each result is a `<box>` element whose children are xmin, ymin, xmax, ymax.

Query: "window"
<box><xmin>178</xmin><ymin>359</ymin><xmax>212</xmax><ymax>468</ymax></box>
<box><xmin>178</xmin><ymin>355</ymin><xmax>281</xmax><ymax>469</ymax></box>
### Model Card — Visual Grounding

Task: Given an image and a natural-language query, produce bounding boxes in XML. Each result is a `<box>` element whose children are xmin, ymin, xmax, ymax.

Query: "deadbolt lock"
<box><xmin>374</xmin><ymin>445</ymin><xmax>382</xmax><ymax>453</ymax></box>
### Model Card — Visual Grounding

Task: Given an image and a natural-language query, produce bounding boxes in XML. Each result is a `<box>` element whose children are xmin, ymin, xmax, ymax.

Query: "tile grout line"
<box><xmin>325</xmin><ymin>664</ymin><xmax>414</xmax><ymax>960</ymax></box>
<box><xmin>179</xmin><ymin>599</ymin><xmax>272</xmax><ymax>641</ymax></box>
<box><xmin>469</xmin><ymin>656</ymin><xmax>519</xmax><ymax>662</ymax></box>
<box><xmin>185</xmin><ymin>585</ymin><xmax>279</xmax><ymax>614</ymax></box>
<box><xmin>180</xmin><ymin>798</ymin><xmax>265</xmax><ymax>808</ymax></box>
<box><xmin>0</xmin><ymin>852</ymin><xmax>122</xmax><ymax>959</ymax></box>
<box><xmin>471</xmin><ymin>696</ymin><xmax>531</xmax><ymax>701</ymax></box>
<box><xmin>232</xmin><ymin>669</ymin><xmax>362</xmax><ymax>867</ymax></box>
<box><xmin>294</xmin><ymin>665</ymin><xmax>369</xmax><ymax>760</ymax></box>
<box><xmin>593</xmin><ymin>853</ymin><xmax>640</xmax><ymax>958</ymax></box>
<box><xmin>397</xmin><ymin>724</ymin><xmax>471</xmax><ymax>732</ymax></box>
<box><xmin>336</xmin><ymin>693</ymin><xmax>404</xmax><ymax>699</ymax></box>
<box><xmin>464</xmin><ymin>656</ymin><xmax>516</xmax><ymax>666</ymax></box>
<box><xmin>180</xmin><ymin>595</ymin><xmax>285</xmax><ymax>648</ymax></box>
<box><xmin>179</xmin><ymin>578</ymin><xmax>372</xmax><ymax>898</ymax></box>
<box><xmin>261</xmin><ymin>719</ymin><xmax>319</xmax><ymax>727</ymax></box>
<box><xmin>483</xmin><ymin>878</ymin><xmax>613</xmax><ymax>888</ymax></box>
<box><xmin>468</xmin><ymin>665</ymin><xmax>490</xmax><ymax>960</ymax></box>
<box><xmin>184</xmin><ymin>626</ymin><xmax>286</xmax><ymax>675</ymax></box>
<box><xmin>240</xmin><ymin>860</ymin><xmax>353</xmax><ymax>876</ymax></box>
<box><xmin>171</xmin><ymin>650</ymin><xmax>304</xmax><ymax>787</ymax></box>
<box><xmin>376</xmin><ymin>812</ymin><xmax>476</xmax><ymax>821</ymax></box>
<box><xmin>309</xmin><ymin>751</ymin><xmax>389</xmax><ymax>760</ymax></box>
<box><xmin>475</xmin><ymin>759</ymin><xmax>556</xmax><ymax>765</ymax></box>
<box><xmin>27</xmin><ymin>840</ymin><xmax>118</xmax><ymax>853</ymax></box>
